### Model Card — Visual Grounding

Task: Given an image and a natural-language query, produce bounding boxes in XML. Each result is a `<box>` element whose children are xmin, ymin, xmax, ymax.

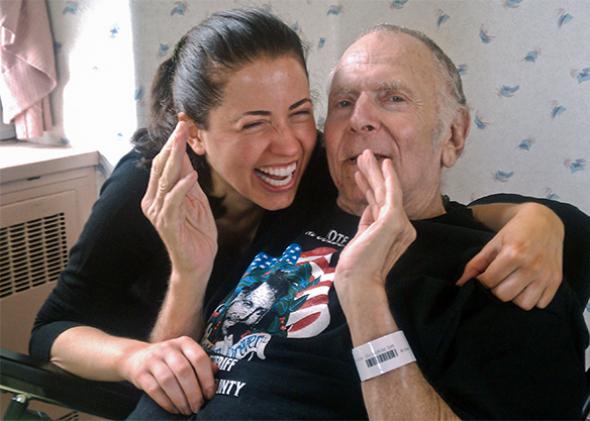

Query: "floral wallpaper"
<box><xmin>46</xmin><ymin>0</ymin><xmax>589</xmax><ymax>354</ymax></box>
<box><xmin>46</xmin><ymin>0</ymin><xmax>589</xmax><ymax>212</ymax></box>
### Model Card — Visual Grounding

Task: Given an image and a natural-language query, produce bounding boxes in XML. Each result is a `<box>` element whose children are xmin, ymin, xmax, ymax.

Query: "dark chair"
<box><xmin>583</xmin><ymin>366</ymin><xmax>590</xmax><ymax>420</ymax></box>
<box><xmin>0</xmin><ymin>348</ymin><xmax>140</xmax><ymax>420</ymax></box>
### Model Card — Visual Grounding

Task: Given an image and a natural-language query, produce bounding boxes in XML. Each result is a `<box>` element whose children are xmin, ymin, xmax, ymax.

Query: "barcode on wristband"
<box><xmin>365</xmin><ymin>348</ymin><xmax>398</xmax><ymax>368</ymax></box>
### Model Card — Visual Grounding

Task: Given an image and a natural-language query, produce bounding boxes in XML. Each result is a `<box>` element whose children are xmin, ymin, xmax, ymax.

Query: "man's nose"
<box><xmin>350</xmin><ymin>93</ymin><xmax>380</xmax><ymax>133</ymax></box>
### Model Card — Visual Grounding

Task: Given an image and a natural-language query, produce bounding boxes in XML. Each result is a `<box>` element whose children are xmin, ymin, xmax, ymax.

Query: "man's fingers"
<box><xmin>381</xmin><ymin>158</ymin><xmax>403</xmax><ymax>211</ymax></box>
<box><xmin>354</xmin><ymin>170</ymin><xmax>378</xmax><ymax>220</ymax></box>
<box><xmin>354</xmin><ymin>168</ymin><xmax>371</xmax><ymax>200</ymax></box>
<box><xmin>357</xmin><ymin>150</ymin><xmax>386</xmax><ymax>205</ymax></box>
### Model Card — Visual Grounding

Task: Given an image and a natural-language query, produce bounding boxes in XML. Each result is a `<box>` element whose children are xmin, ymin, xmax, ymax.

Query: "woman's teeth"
<box><xmin>255</xmin><ymin>163</ymin><xmax>297</xmax><ymax>187</ymax></box>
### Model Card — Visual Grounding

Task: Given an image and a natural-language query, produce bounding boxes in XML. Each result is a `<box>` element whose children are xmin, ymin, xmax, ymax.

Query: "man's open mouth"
<box><xmin>255</xmin><ymin>162</ymin><xmax>297</xmax><ymax>187</ymax></box>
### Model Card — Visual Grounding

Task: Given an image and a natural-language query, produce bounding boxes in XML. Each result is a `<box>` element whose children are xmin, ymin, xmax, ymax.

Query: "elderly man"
<box><xmin>321</xmin><ymin>25</ymin><xmax>588</xmax><ymax>419</ymax></box>
<box><xmin>130</xmin><ymin>25</ymin><xmax>588</xmax><ymax>419</ymax></box>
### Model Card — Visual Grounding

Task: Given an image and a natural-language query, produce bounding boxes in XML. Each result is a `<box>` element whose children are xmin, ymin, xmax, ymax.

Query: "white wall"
<box><xmin>47</xmin><ymin>0</ymin><xmax>589</xmax><ymax>214</ymax></box>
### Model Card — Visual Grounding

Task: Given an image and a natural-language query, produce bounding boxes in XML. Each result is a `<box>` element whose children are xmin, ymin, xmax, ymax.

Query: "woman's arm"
<box><xmin>49</xmin><ymin>326</ymin><xmax>214</xmax><ymax>415</ymax></box>
<box><xmin>30</xmin><ymin>146</ymin><xmax>215</xmax><ymax>416</ymax></box>
<box><xmin>469</xmin><ymin>194</ymin><xmax>590</xmax><ymax>307</ymax></box>
<box><xmin>141</xmin><ymin>118</ymin><xmax>218</xmax><ymax>342</ymax></box>
<box><xmin>466</xmin><ymin>202</ymin><xmax>564</xmax><ymax>309</ymax></box>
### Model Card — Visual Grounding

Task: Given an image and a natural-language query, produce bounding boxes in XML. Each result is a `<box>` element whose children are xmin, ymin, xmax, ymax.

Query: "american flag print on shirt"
<box><xmin>285</xmin><ymin>247</ymin><xmax>336</xmax><ymax>338</ymax></box>
<box><xmin>202</xmin><ymin>243</ymin><xmax>339</xmax><ymax>352</ymax></box>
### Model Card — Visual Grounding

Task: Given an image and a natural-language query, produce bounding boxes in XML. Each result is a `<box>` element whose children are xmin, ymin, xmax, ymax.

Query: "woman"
<box><xmin>29</xmin><ymin>7</ymin><xmax>587</xmax><ymax>417</ymax></box>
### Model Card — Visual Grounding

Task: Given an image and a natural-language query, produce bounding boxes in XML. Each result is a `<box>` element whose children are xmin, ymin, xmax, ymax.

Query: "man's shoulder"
<box><xmin>390</xmin><ymin>201</ymin><xmax>494</xmax><ymax>284</ymax></box>
<box><xmin>385</xmin><ymin>210</ymin><xmax>588</xmax><ymax>419</ymax></box>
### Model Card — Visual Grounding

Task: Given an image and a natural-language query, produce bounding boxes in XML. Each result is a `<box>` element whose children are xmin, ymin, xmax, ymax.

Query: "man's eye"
<box><xmin>337</xmin><ymin>100</ymin><xmax>351</xmax><ymax>108</ymax></box>
<box><xmin>388</xmin><ymin>95</ymin><xmax>405</xmax><ymax>103</ymax></box>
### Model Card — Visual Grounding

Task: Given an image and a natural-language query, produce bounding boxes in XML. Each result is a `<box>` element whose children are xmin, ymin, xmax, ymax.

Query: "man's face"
<box><xmin>324</xmin><ymin>32</ymin><xmax>454</xmax><ymax>218</ymax></box>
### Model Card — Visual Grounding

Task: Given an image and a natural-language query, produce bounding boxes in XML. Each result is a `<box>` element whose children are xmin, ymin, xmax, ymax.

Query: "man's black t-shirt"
<box><xmin>132</xmin><ymin>201</ymin><xmax>588</xmax><ymax>420</ymax></box>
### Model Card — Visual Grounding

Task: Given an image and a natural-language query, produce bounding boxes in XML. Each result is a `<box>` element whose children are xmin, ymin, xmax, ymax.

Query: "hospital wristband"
<box><xmin>352</xmin><ymin>331</ymin><xmax>416</xmax><ymax>381</ymax></box>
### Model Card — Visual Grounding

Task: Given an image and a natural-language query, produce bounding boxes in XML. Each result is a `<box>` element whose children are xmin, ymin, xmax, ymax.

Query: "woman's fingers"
<box><xmin>456</xmin><ymin>246</ymin><xmax>494</xmax><ymax>286</ymax></box>
<box><xmin>144</xmin><ymin>337</ymin><xmax>215</xmax><ymax>416</ymax></box>
<box><xmin>161</xmin><ymin>171</ymin><xmax>198</xmax><ymax>222</ymax></box>
<box><xmin>154</xmin><ymin>123</ymin><xmax>189</xmax><ymax>208</ymax></box>
<box><xmin>150</xmin><ymin>359</ymin><xmax>192</xmax><ymax>415</ymax></box>
<box><xmin>136</xmin><ymin>371</ymin><xmax>179</xmax><ymax>415</ymax></box>
<box><xmin>144</xmin><ymin>123</ymin><xmax>183</xmax><ymax>203</ymax></box>
<box><xmin>512</xmin><ymin>282</ymin><xmax>546</xmax><ymax>311</ymax></box>
<box><xmin>182</xmin><ymin>343</ymin><xmax>217</xmax><ymax>400</ymax></box>
<box><xmin>538</xmin><ymin>280</ymin><xmax>559</xmax><ymax>308</ymax></box>
<box><xmin>477</xmin><ymin>248</ymin><xmax>520</xmax><ymax>290</ymax></box>
<box><xmin>490</xmin><ymin>270</ymin><xmax>527</xmax><ymax>303</ymax></box>
<box><xmin>163</xmin><ymin>349</ymin><xmax>203</xmax><ymax>414</ymax></box>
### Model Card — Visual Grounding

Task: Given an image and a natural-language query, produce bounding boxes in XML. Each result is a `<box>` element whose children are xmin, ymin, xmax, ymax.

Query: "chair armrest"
<box><xmin>0</xmin><ymin>348</ymin><xmax>140</xmax><ymax>420</ymax></box>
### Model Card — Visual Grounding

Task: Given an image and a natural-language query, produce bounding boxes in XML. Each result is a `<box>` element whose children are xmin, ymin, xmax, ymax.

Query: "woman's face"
<box><xmin>191</xmin><ymin>55</ymin><xmax>317</xmax><ymax>211</ymax></box>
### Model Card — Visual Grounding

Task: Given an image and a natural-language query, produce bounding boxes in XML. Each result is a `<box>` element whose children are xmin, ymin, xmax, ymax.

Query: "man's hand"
<box><xmin>335</xmin><ymin>150</ymin><xmax>416</xmax><ymax>295</ymax></box>
<box><xmin>458</xmin><ymin>203</ymin><xmax>564</xmax><ymax>310</ymax></box>
<box><xmin>120</xmin><ymin>337</ymin><xmax>217</xmax><ymax>415</ymax></box>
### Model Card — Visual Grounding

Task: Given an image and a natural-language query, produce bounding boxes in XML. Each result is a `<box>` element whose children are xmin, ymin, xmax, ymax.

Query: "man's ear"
<box><xmin>180</xmin><ymin>114</ymin><xmax>206</xmax><ymax>156</ymax></box>
<box><xmin>441</xmin><ymin>108</ymin><xmax>470</xmax><ymax>168</ymax></box>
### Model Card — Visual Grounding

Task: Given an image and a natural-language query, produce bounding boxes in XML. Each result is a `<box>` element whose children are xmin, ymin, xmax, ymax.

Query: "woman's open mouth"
<box><xmin>255</xmin><ymin>162</ymin><xmax>297</xmax><ymax>188</ymax></box>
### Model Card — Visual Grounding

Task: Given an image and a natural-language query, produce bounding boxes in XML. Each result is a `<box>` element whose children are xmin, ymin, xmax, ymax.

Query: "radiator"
<box><xmin>0</xmin><ymin>149</ymin><xmax>99</xmax><ymax>355</ymax></box>
<box><xmin>0</xmin><ymin>149</ymin><xmax>100</xmax><ymax>419</ymax></box>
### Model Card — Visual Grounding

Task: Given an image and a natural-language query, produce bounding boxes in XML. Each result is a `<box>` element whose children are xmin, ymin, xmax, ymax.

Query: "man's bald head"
<box><xmin>345</xmin><ymin>25</ymin><xmax>467</xmax><ymax>134</ymax></box>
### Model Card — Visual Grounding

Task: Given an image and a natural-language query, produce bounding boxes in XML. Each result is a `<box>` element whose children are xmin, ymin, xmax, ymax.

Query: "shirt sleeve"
<box><xmin>391</xmin><ymin>275</ymin><xmax>588</xmax><ymax>419</ymax></box>
<box><xmin>28</xmin><ymin>151</ymin><xmax>169</xmax><ymax>360</ymax></box>
<box><xmin>468</xmin><ymin>193</ymin><xmax>590</xmax><ymax>307</ymax></box>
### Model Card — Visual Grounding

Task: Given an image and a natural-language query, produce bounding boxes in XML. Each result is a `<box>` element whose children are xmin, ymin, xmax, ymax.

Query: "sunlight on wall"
<box><xmin>61</xmin><ymin>0</ymin><xmax>136</xmax><ymax>150</ymax></box>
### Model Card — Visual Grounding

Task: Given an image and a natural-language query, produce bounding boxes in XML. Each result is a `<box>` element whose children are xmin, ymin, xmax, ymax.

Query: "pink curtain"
<box><xmin>0</xmin><ymin>0</ymin><xmax>57</xmax><ymax>140</ymax></box>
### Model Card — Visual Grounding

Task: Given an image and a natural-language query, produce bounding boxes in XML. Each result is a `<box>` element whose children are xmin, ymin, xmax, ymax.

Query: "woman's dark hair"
<box><xmin>132</xmin><ymin>8</ymin><xmax>308</xmax><ymax>214</ymax></box>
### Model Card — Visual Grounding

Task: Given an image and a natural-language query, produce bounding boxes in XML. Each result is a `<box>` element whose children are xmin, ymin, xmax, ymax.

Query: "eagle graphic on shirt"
<box><xmin>201</xmin><ymin>244</ymin><xmax>337</xmax><ymax>360</ymax></box>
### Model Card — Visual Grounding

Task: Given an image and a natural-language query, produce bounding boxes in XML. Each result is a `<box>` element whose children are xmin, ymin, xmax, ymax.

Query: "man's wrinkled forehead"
<box><xmin>337</xmin><ymin>33</ymin><xmax>401</xmax><ymax>69</ymax></box>
<box><xmin>330</xmin><ymin>32</ymin><xmax>429</xmax><ymax>89</ymax></box>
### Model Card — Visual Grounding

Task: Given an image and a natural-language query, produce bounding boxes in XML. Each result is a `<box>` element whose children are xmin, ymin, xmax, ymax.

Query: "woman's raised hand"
<box><xmin>141</xmin><ymin>118</ymin><xmax>218</xmax><ymax>278</ymax></box>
